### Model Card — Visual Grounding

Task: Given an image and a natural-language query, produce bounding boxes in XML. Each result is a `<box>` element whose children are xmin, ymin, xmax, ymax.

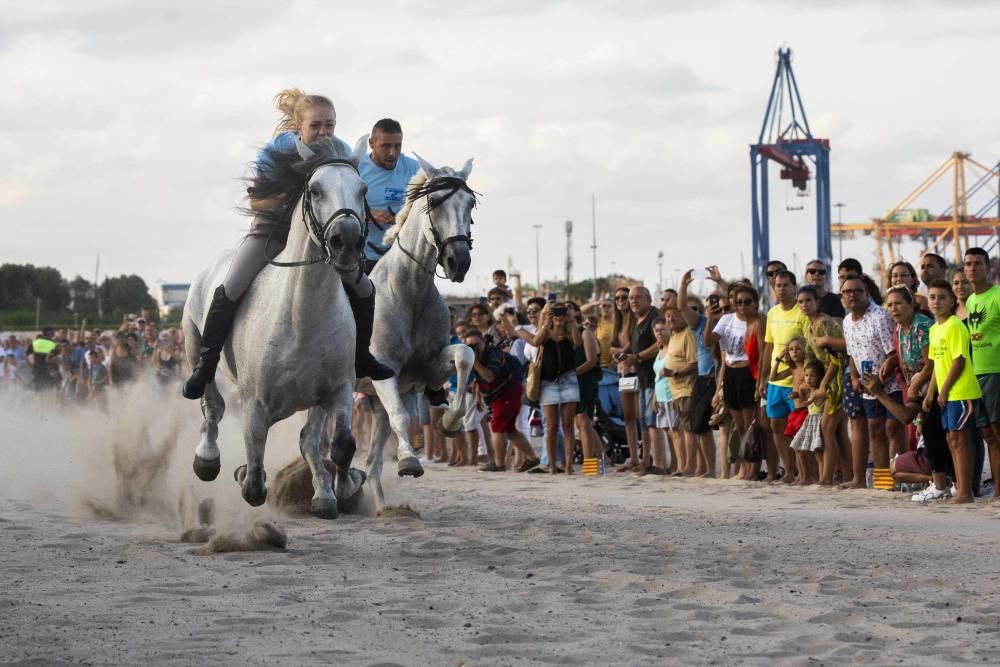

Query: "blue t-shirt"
<box><xmin>693</xmin><ymin>314</ymin><xmax>717</xmax><ymax>377</ymax></box>
<box><xmin>255</xmin><ymin>131</ymin><xmax>352</xmax><ymax>179</ymax></box>
<box><xmin>358</xmin><ymin>153</ymin><xmax>421</xmax><ymax>261</ymax></box>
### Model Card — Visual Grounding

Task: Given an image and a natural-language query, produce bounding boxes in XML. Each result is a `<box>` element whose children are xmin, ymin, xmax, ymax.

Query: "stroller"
<box><xmin>593</xmin><ymin>369</ymin><xmax>633</xmax><ymax>464</ymax></box>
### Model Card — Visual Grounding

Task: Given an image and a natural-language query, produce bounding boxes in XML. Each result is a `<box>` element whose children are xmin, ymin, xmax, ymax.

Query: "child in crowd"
<box><xmin>924</xmin><ymin>279</ymin><xmax>981</xmax><ymax>504</ymax></box>
<box><xmin>770</xmin><ymin>336</ymin><xmax>809</xmax><ymax>482</ymax></box>
<box><xmin>791</xmin><ymin>359</ymin><xmax>826</xmax><ymax>484</ymax></box>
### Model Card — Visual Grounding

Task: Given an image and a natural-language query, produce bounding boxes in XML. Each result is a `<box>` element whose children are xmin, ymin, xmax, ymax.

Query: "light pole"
<box><xmin>834</xmin><ymin>202</ymin><xmax>845</xmax><ymax>268</ymax></box>
<box><xmin>532</xmin><ymin>224</ymin><xmax>543</xmax><ymax>295</ymax></box>
<box><xmin>657</xmin><ymin>251</ymin><xmax>664</xmax><ymax>294</ymax></box>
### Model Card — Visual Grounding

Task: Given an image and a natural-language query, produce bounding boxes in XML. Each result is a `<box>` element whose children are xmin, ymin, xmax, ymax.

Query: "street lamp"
<box><xmin>834</xmin><ymin>202</ymin><xmax>845</xmax><ymax>267</ymax></box>
<box><xmin>532</xmin><ymin>224</ymin><xmax>543</xmax><ymax>295</ymax></box>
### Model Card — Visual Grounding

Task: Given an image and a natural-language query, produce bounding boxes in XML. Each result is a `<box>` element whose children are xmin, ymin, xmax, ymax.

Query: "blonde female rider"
<box><xmin>183</xmin><ymin>89</ymin><xmax>393</xmax><ymax>399</ymax></box>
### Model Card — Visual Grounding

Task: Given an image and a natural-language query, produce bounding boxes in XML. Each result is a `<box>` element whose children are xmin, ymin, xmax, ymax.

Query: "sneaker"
<box><xmin>950</xmin><ymin>484</ymin><xmax>958</xmax><ymax>498</ymax></box>
<box><xmin>911</xmin><ymin>485</ymin><xmax>950</xmax><ymax>502</ymax></box>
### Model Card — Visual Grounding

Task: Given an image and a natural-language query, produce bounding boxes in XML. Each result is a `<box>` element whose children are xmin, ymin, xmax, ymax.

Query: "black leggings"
<box><xmin>921</xmin><ymin>402</ymin><xmax>952</xmax><ymax>474</ymax></box>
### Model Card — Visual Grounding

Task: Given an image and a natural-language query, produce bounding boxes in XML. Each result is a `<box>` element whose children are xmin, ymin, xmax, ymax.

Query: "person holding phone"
<box><xmin>678</xmin><ymin>270</ymin><xmax>721</xmax><ymax>476</ymax></box>
<box><xmin>842</xmin><ymin>276</ymin><xmax>905</xmax><ymax>490</ymax></box>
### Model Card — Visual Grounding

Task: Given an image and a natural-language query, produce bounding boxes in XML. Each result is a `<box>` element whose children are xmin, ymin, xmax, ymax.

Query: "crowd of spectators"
<box><xmin>421</xmin><ymin>255</ymin><xmax>999</xmax><ymax>505</ymax></box>
<box><xmin>1</xmin><ymin>309</ymin><xmax>187</xmax><ymax>409</ymax></box>
<box><xmin>5</xmin><ymin>253</ymin><xmax>999</xmax><ymax>506</ymax></box>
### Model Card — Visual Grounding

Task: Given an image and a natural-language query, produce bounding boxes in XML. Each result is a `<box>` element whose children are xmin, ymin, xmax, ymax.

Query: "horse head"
<box><xmin>412</xmin><ymin>154</ymin><xmax>476</xmax><ymax>283</ymax></box>
<box><xmin>293</xmin><ymin>135</ymin><xmax>369</xmax><ymax>273</ymax></box>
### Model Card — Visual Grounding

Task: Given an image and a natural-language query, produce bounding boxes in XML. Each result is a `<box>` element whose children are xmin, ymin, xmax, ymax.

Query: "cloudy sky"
<box><xmin>2</xmin><ymin>0</ymin><xmax>998</xmax><ymax>300</ymax></box>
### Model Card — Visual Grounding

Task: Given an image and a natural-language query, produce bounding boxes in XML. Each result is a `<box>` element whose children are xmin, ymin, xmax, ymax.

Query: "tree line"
<box><xmin>0</xmin><ymin>263</ymin><xmax>159</xmax><ymax>328</ymax></box>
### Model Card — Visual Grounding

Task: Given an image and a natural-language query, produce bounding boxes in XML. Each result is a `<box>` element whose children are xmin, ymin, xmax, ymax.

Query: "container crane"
<box><xmin>750</xmin><ymin>47</ymin><xmax>831</xmax><ymax>297</ymax></box>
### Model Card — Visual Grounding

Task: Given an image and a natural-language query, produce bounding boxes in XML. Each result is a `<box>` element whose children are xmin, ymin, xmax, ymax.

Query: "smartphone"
<box><xmin>479</xmin><ymin>296</ymin><xmax>488</xmax><ymax>304</ymax></box>
<box><xmin>547</xmin><ymin>292</ymin><xmax>558</xmax><ymax>302</ymax></box>
<box><xmin>692</xmin><ymin>269</ymin><xmax>709</xmax><ymax>280</ymax></box>
<box><xmin>860</xmin><ymin>360</ymin><xmax>874</xmax><ymax>376</ymax></box>
<box><xmin>708</xmin><ymin>294</ymin><xmax>720</xmax><ymax>307</ymax></box>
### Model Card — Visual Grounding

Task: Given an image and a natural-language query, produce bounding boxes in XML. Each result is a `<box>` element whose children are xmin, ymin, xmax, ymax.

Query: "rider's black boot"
<box><xmin>182</xmin><ymin>285</ymin><xmax>240</xmax><ymax>400</ymax></box>
<box><xmin>348</xmin><ymin>287</ymin><xmax>395</xmax><ymax>381</ymax></box>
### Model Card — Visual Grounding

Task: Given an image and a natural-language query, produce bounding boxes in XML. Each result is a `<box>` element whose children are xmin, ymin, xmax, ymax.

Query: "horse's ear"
<box><xmin>457</xmin><ymin>158</ymin><xmax>474</xmax><ymax>180</ymax></box>
<box><xmin>295</xmin><ymin>136</ymin><xmax>316</xmax><ymax>160</ymax></box>
<box><xmin>352</xmin><ymin>134</ymin><xmax>369</xmax><ymax>164</ymax></box>
<box><xmin>414</xmin><ymin>152</ymin><xmax>437</xmax><ymax>176</ymax></box>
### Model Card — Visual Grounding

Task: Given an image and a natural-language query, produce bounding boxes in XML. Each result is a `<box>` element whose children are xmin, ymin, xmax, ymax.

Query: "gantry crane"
<box><xmin>832</xmin><ymin>152</ymin><xmax>1000</xmax><ymax>286</ymax></box>
<box><xmin>750</xmin><ymin>47</ymin><xmax>832</xmax><ymax>297</ymax></box>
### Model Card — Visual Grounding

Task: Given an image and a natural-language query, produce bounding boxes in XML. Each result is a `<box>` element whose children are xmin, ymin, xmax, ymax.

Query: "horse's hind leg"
<box><xmin>330</xmin><ymin>382</ymin><xmax>365</xmax><ymax>502</ymax></box>
<box><xmin>193</xmin><ymin>382</ymin><xmax>225</xmax><ymax>481</ymax></box>
<box><xmin>299</xmin><ymin>404</ymin><xmax>338</xmax><ymax>519</ymax></box>
<box><xmin>365</xmin><ymin>399</ymin><xmax>391</xmax><ymax>513</ymax></box>
<box><xmin>372</xmin><ymin>377</ymin><xmax>424</xmax><ymax>478</ymax></box>
<box><xmin>236</xmin><ymin>400</ymin><xmax>269</xmax><ymax>507</ymax></box>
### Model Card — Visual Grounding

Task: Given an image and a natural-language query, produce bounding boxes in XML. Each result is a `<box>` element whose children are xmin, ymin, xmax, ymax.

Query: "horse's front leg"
<box><xmin>372</xmin><ymin>377</ymin><xmax>424</xmax><ymax>477</ymax></box>
<box><xmin>298</xmin><ymin>404</ymin><xmax>338</xmax><ymax>519</ymax></box>
<box><xmin>235</xmin><ymin>400</ymin><xmax>269</xmax><ymax>507</ymax></box>
<box><xmin>437</xmin><ymin>343</ymin><xmax>475</xmax><ymax>436</ymax></box>
<box><xmin>364</xmin><ymin>398</ymin><xmax>391</xmax><ymax>512</ymax></box>
<box><xmin>330</xmin><ymin>382</ymin><xmax>365</xmax><ymax>501</ymax></box>
<box><xmin>193</xmin><ymin>382</ymin><xmax>225</xmax><ymax>481</ymax></box>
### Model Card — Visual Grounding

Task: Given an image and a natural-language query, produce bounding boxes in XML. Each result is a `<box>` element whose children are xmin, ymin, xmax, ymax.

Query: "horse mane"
<box><xmin>382</xmin><ymin>171</ymin><xmax>428</xmax><ymax>246</ymax></box>
<box><xmin>239</xmin><ymin>137</ymin><xmax>355</xmax><ymax>222</ymax></box>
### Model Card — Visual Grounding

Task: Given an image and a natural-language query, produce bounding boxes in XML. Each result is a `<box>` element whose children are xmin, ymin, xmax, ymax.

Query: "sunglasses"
<box><xmin>526</xmin><ymin>308</ymin><xmax>541</xmax><ymax>314</ymax></box>
<box><xmin>734</xmin><ymin>298</ymin><xmax>755</xmax><ymax>306</ymax></box>
<box><xmin>806</xmin><ymin>268</ymin><xmax>826</xmax><ymax>275</ymax></box>
<box><xmin>614</xmin><ymin>296</ymin><xmax>628</xmax><ymax>301</ymax></box>
<box><xmin>766</xmin><ymin>270</ymin><xmax>780</xmax><ymax>277</ymax></box>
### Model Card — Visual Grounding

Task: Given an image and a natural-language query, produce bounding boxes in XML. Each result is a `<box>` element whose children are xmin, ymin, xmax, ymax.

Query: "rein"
<box><xmin>265</xmin><ymin>158</ymin><xmax>369</xmax><ymax>269</ymax></box>
<box><xmin>395</xmin><ymin>176</ymin><xmax>478</xmax><ymax>278</ymax></box>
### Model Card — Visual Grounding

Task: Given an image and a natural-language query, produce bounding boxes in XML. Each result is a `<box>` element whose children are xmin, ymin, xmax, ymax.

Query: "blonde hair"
<box><xmin>272</xmin><ymin>88</ymin><xmax>335</xmax><ymax>136</ymax></box>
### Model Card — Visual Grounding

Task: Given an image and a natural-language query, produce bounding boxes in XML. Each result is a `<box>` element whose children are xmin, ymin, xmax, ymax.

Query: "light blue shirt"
<box><xmin>255</xmin><ymin>131</ymin><xmax>352</xmax><ymax>179</ymax></box>
<box><xmin>359</xmin><ymin>153</ymin><xmax>420</xmax><ymax>261</ymax></box>
<box><xmin>693</xmin><ymin>314</ymin><xmax>717</xmax><ymax>377</ymax></box>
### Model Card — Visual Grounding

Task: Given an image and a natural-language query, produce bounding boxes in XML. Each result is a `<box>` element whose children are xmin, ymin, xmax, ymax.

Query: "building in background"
<box><xmin>159</xmin><ymin>283</ymin><xmax>190</xmax><ymax>318</ymax></box>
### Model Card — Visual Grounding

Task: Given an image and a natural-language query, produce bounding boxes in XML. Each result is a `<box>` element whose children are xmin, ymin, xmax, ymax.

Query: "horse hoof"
<box><xmin>337</xmin><ymin>487</ymin><xmax>364</xmax><ymax>515</ymax></box>
<box><xmin>193</xmin><ymin>455</ymin><xmax>221</xmax><ymax>482</ymax></box>
<box><xmin>434</xmin><ymin>419</ymin><xmax>462</xmax><ymax>438</ymax></box>
<box><xmin>397</xmin><ymin>456</ymin><xmax>424</xmax><ymax>478</ymax></box>
<box><xmin>241</xmin><ymin>485</ymin><xmax>267</xmax><ymax>508</ymax></box>
<box><xmin>352</xmin><ymin>468</ymin><xmax>367</xmax><ymax>487</ymax></box>
<box><xmin>311</xmin><ymin>497</ymin><xmax>339</xmax><ymax>520</ymax></box>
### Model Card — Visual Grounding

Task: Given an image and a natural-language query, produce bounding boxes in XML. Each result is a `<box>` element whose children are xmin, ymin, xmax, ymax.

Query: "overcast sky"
<box><xmin>2</xmin><ymin>0</ymin><xmax>998</xmax><ymax>300</ymax></box>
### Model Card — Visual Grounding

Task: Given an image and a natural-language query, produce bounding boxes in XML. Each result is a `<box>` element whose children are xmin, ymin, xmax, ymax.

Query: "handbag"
<box><xmin>739</xmin><ymin>417</ymin><xmax>765</xmax><ymax>463</ymax></box>
<box><xmin>618</xmin><ymin>374</ymin><xmax>639</xmax><ymax>394</ymax></box>
<box><xmin>524</xmin><ymin>345</ymin><xmax>544</xmax><ymax>402</ymax></box>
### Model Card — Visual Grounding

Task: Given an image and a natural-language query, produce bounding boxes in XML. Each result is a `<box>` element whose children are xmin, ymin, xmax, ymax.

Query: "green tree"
<box><xmin>68</xmin><ymin>275</ymin><xmax>97</xmax><ymax>313</ymax></box>
<box><xmin>0</xmin><ymin>263</ymin><xmax>69</xmax><ymax>310</ymax></box>
<box><xmin>100</xmin><ymin>274</ymin><xmax>157</xmax><ymax>319</ymax></box>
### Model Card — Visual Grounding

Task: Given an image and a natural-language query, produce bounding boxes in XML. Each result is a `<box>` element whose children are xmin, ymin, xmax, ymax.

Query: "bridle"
<box><xmin>265</xmin><ymin>158</ymin><xmax>369</xmax><ymax>269</ymax></box>
<box><xmin>395</xmin><ymin>176</ymin><xmax>477</xmax><ymax>279</ymax></box>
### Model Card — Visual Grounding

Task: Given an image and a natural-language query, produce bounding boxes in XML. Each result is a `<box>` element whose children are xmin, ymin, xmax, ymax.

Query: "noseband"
<box><xmin>396</xmin><ymin>176</ymin><xmax>477</xmax><ymax>277</ymax></box>
<box><xmin>266</xmin><ymin>158</ymin><xmax>368</xmax><ymax>268</ymax></box>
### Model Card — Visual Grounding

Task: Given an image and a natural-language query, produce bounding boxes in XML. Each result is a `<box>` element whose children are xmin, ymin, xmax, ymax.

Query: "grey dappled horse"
<box><xmin>356</xmin><ymin>156</ymin><xmax>477</xmax><ymax>512</ymax></box>
<box><xmin>183</xmin><ymin>136</ymin><xmax>368</xmax><ymax>519</ymax></box>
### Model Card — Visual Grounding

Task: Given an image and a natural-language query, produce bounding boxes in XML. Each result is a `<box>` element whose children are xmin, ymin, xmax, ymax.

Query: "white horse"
<box><xmin>356</xmin><ymin>156</ymin><xmax>478</xmax><ymax>512</ymax></box>
<box><xmin>183</xmin><ymin>136</ymin><xmax>368</xmax><ymax>519</ymax></box>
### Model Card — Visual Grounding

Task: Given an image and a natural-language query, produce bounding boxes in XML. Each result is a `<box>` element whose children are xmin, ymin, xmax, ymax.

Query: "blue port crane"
<box><xmin>750</xmin><ymin>48</ymin><xmax>831</xmax><ymax>298</ymax></box>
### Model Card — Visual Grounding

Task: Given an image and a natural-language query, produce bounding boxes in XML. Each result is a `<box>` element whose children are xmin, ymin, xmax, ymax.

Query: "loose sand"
<box><xmin>3</xmin><ymin>390</ymin><xmax>1000</xmax><ymax>665</ymax></box>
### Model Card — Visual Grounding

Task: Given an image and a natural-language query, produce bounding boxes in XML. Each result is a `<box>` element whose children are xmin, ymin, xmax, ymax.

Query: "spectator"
<box><xmin>952</xmin><ymin>270</ymin><xmax>973</xmax><ymax>320</ymax></box>
<box><xmin>918</xmin><ymin>253</ymin><xmax>948</xmax><ymax>294</ymax></box>
<box><xmin>609</xmin><ymin>286</ymin><xmax>640</xmax><ymax>471</ymax></box>
<box><xmin>804</xmin><ymin>258</ymin><xmax>845</xmax><ymax>318</ymax></box>
<box><xmin>678</xmin><ymin>272</ymin><xmax>719</xmax><ymax>477</ymax></box>
<box><xmin>625</xmin><ymin>286</ymin><xmax>665</xmax><ymax>474</ymax></box>
<box><xmin>706</xmin><ymin>279</ymin><xmax>760</xmax><ymax>480</ymax></box>
<box><xmin>888</xmin><ymin>260</ymin><xmax>928</xmax><ymax>312</ymax></box>
<box><xmin>26</xmin><ymin>326</ymin><xmax>59</xmax><ymax>393</ymax></box>
<box><xmin>582</xmin><ymin>297</ymin><xmax>616</xmax><ymax>371</ymax></box>
<box><xmin>952</xmin><ymin>267</ymin><xmax>986</xmax><ymax>495</ymax></box>
<box><xmin>797</xmin><ymin>285</ymin><xmax>851</xmax><ymax>486</ymax></box>
<box><xmin>837</xmin><ymin>258</ymin><xmax>883</xmax><ymax>305</ymax></box>
<box><xmin>789</xmin><ymin>359</ymin><xmax>827</xmax><ymax>483</ymax></box>
<box><xmin>513</xmin><ymin>303</ymin><xmax>582</xmax><ymax>474</ymax></box>
<box><xmin>652</xmin><ymin>319</ymin><xmax>682</xmax><ymax>474</ymax></box>
<box><xmin>964</xmin><ymin>247</ymin><xmax>1000</xmax><ymax>497</ymax></box>
<box><xmin>464</xmin><ymin>327</ymin><xmax>538</xmax><ymax>473</ymax></box>
<box><xmin>759</xmin><ymin>270</ymin><xmax>809</xmax><ymax>483</ymax></box>
<box><xmin>658</xmin><ymin>288</ymin><xmax>678</xmax><ymax>315</ymax></box>
<box><xmin>662</xmin><ymin>306</ymin><xmax>699</xmax><ymax>475</ymax></box>
<box><xmin>765</xmin><ymin>260</ymin><xmax>788</xmax><ymax>302</ymax></box>
<box><xmin>565</xmin><ymin>301</ymin><xmax>604</xmax><ymax>471</ymax></box>
<box><xmin>465</xmin><ymin>303</ymin><xmax>493</xmax><ymax>347</ymax></box>
<box><xmin>109</xmin><ymin>334</ymin><xmax>139</xmax><ymax>387</ymax></box>
<box><xmin>491</xmin><ymin>270</ymin><xmax>516</xmax><ymax>309</ymax></box>
<box><xmin>925</xmin><ymin>279</ymin><xmax>981</xmax><ymax>503</ymax></box>
<box><xmin>154</xmin><ymin>333</ymin><xmax>181</xmax><ymax>388</ymax></box>
<box><xmin>842</xmin><ymin>276</ymin><xmax>906</xmax><ymax>490</ymax></box>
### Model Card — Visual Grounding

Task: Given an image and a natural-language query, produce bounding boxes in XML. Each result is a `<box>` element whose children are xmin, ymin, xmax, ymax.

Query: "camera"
<box><xmin>504</xmin><ymin>306</ymin><xmax>515</xmax><ymax>315</ymax></box>
<box><xmin>708</xmin><ymin>294</ymin><xmax>720</xmax><ymax>307</ymax></box>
